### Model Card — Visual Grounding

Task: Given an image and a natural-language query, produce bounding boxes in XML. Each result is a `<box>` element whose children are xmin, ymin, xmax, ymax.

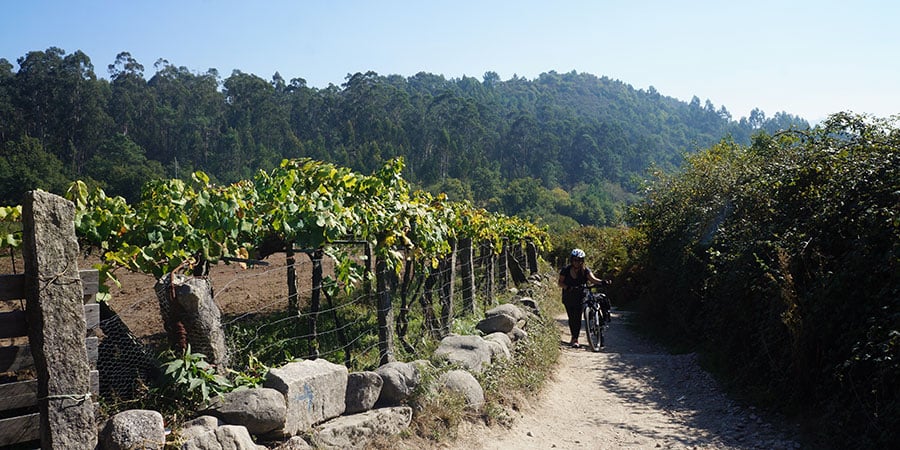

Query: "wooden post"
<box><xmin>439</xmin><ymin>239</ymin><xmax>457</xmax><ymax>336</ymax></box>
<box><xmin>286</xmin><ymin>249</ymin><xmax>298</xmax><ymax>312</ymax></box>
<box><xmin>420</xmin><ymin>269</ymin><xmax>440</xmax><ymax>339</ymax></box>
<box><xmin>308</xmin><ymin>249</ymin><xmax>322</xmax><ymax>360</ymax></box>
<box><xmin>498</xmin><ymin>238</ymin><xmax>509</xmax><ymax>292</ymax></box>
<box><xmin>481</xmin><ymin>241</ymin><xmax>495</xmax><ymax>307</ymax></box>
<box><xmin>364</xmin><ymin>242</ymin><xmax>374</xmax><ymax>302</ymax></box>
<box><xmin>22</xmin><ymin>190</ymin><xmax>96</xmax><ymax>449</ymax></box>
<box><xmin>375</xmin><ymin>254</ymin><xmax>395</xmax><ymax>365</ymax></box>
<box><xmin>459</xmin><ymin>237</ymin><xmax>475</xmax><ymax>316</ymax></box>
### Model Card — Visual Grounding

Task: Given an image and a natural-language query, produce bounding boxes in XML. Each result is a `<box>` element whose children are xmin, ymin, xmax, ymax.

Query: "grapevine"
<box><xmin>0</xmin><ymin>157</ymin><xmax>550</xmax><ymax>299</ymax></box>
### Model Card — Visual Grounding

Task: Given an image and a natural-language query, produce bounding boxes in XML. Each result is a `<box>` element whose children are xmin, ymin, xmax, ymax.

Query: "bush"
<box><xmin>628</xmin><ymin>112</ymin><xmax>900</xmax><ymax>447</ymax></box>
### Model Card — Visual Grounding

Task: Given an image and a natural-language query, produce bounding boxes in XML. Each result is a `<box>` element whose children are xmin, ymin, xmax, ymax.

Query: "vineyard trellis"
<box><xmin>1</xmin><ymin>157</ymin><xmax>549</xmax><ymax>414</ymax></box>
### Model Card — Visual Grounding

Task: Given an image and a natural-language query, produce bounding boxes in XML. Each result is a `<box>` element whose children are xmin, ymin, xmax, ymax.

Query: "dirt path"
<box><xmin>459</xmin><ymin>309</ymin><xmax>804</xmax><ymax>449</ymax></box>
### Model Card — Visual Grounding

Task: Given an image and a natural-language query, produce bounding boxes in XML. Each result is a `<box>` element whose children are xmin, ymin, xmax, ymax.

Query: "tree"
<box><xmin>0</xmin><ymin>58</ymin><xmax>19</xmax><ymax>142</ymax></box>
<box><xmin>84</xmin><ymin>134</ymin><xmax>166</xmax><ymax>203</ymax></box>
<box><xmin>0</xmin><ymin>136</ymin><xmax>70</xmax><ymax>204</ymax></box>
<box><xmin>108</xmin><ymin>51</ymin><xmax>152</xmax><ymax>137</ymax></box>
<box><xmin>14</xmin><ymin>47</ymin><xmax>110</xmax><ymax>174</ymax></box>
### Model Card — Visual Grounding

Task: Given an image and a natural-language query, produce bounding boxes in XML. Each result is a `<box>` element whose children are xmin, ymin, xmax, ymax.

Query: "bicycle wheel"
<box><xmin>584</xmin><ymin>303</ymin><xmax>602</xmax><ymax>352</ymax></box>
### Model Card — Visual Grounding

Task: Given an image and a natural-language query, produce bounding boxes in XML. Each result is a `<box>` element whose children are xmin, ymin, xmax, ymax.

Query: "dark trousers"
<box><xmin>563</xmin><ymin>297</ymin><xmax>583</xmax><ymax>341</ymax></box>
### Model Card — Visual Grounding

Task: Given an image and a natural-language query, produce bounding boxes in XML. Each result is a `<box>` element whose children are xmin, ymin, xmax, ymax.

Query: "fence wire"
<box><xmin>94</xmin><ymin>243</ymin><xmax>533</xmax><ymax>414</ymax></box>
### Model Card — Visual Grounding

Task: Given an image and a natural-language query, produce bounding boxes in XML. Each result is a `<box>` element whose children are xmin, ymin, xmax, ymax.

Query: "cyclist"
<box><xmin>558</xmin><ymin>248</ymin><xmax>607</xmax><ymax>348</ymax></box>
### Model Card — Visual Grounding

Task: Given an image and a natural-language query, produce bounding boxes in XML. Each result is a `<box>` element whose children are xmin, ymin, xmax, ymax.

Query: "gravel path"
<box><xmin>460</xmin><ymin>309</ymin><xmax>804</xmax><ymax>449</ymax></box>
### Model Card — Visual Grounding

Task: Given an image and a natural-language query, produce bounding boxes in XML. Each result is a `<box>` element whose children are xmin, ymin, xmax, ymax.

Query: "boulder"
<box><xmin>312</xmin><ymin>407</ymin><xmax>413</xmax><ymax>450</ymax></box>
<box><xmin>155</xmin><ymin>274</ymin><xmax>229</xmax><ymax>369</ymax></box>
<box><xmin>180</xmin><ymin>424</ymin><xmax>261</xmax><ymax>450</ymax></box>
<box><xmin>204</xmin><ymin>387</ymin><xmax>287</xmax><ymax>435</ymax></box>
<box><xmin>264</xmin><ymin>359</ymin><xmax>349</xmax><ymax>436</ymax></box>
<box><xmin>485</xmin><ymin>303</ymin><xmax>525</xmax><ymax>321</ymax></box>
<box><xmin>475</xmin><ymin>313</ymin><xmax>516</xmax><ymax>334</ymax></box>
<box><xmin>515</xmin><ymin>296</ymin><xmax>540</xmax><ymax>316</ymax></box>
<box><xmin>437</xmin><ymin>370</ymin><xmax>484</xmax><ymax>410</ymax></box>
<box><xmin>272</xmin><ymin>436</ymin><xmax>313</xmax><ymax>449</ymax></box>
<box><xmin>483</xmin><ymin>331</ymin><xmax>513</xmax><ymax>351</ymax></box>
<box><xmin>434</xmin><ymin>334</ymin><xmax>493</xmax><ymax>373</ymax></box>
<box><xmin>484</xmin><ymin>339</ymin><xmax>511</xmax><ymax>361</ymax></box>
<box><xmin>345</xmin><ymin>371</ymin><xmax>383</xmax><ymax>414</ymax></box>
<box><xmin>178</xmin><ymin>415</ymin><xmax>222</xmax><ymax>442</ymax></box>
<box><xmin>508</xmin><ymin>326</ymin><xmax>528</xmax><ymax>341</ymax></box>
<box><xmin>375</xmin><ymin>361</ymin><xmax>420</xmax><ymax>405</ymax></box>
<box><xmin>99</xmin><ymin>409</ymin><xmax>165</xmax><ymax>450</ymax></box>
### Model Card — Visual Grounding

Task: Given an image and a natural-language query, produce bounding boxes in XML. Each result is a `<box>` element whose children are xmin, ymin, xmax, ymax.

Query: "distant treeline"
<box><xmin>0</xmin><ymin>47</ymin><xmax>807</xmax><ymax>231</ymax></box>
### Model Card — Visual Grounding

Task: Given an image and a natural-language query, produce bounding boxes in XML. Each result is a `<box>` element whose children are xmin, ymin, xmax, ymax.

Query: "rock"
<box><xmin>375</xmin><ymin>361</ymin><xmax>420</xmax><ymax>406</ymax></box>
<box><xmin>345</xmin><ymin>371</ymin><xmax>383</xmax><ymax>414</ymax></box>
<box><xmin>263</xmin><ymin>359</ymin><xmax>349</xmax><ymax>436</ymax></box>
<box><xmin>475</xmin><ymin>313</ymin><xmax>516</xmax><ymax>334</ymax></box>
<box><xmin>437</xmin><ymin>369</ymin><xmax>484</xmax><ymax>410</ymax></box>
<box><xmin>484</xmin><ymin>331</ymin><xmax>513</xmax><ymax>351</ymax></box>
<box><xmin>272</xmin><ymin>436</ymin><xmax>313</xmax><ymax>449</ymax></box>
<box><xmin>204</xmin><ymin>387</ymin><xmax>287</xmax><ymax>435</ymax></box>
<box><xmin>312</xmin><ymin>407</ymin><xmax>413</xmax><ymax>450</ymax></box>
<box><xmin>178</xmin><ymin>415</ymin><xmax>222</xmax><ymax>442</ymax></box>
<box><xmin>155</xmin><ymin>274</ymin><xmax>229</xmax><ymax>369</ymax></box>
<box><xmin>180</xmin><ymin>424</ymin><xmax>261</xmax><ymax>450</ymax></box>
<box><xmin>508</xmin><ymin>326</ymin><xmax>528</xmax><ymax>341</ymax></box>
<box><xmin>516</xmin><ymin>297</ymin><xmax>540</xmax><ymax>315</ymax></box>
<box><xmin>434</xmin><ymin>334</ymin><xmax>494</xmax><ymax>373</ymax></box>
<box><xmin>484</xmin><ymin>339</ymin><xmax>511</xmax><ymax>361</ymax></box>
<box><xmin>408</xmin><ymin>359</ymin><xmax>433</xmax><ymax>375</ymax></box>
<box><xmin>485</xmin><ymin>303</ymin><xmax>525</xmax><ymax>321</ymax></box>
<box><xmin>99</xmin><ymin>409</ymin><xmax>165</xmax><ymax>450</ymax></box>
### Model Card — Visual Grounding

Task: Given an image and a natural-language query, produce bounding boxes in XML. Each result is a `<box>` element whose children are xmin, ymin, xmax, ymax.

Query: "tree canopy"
<box><xmin>0</xmin><ymin>47</ymin><xmax>809</xmax><ymax>232</ymax></box>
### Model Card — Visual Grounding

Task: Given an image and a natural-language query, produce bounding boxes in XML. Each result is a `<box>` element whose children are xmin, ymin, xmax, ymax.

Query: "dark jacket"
<box><xmin>559</xmin><ymin>264</ymin><xmax>593</xmax><ymax>305</ymax></box>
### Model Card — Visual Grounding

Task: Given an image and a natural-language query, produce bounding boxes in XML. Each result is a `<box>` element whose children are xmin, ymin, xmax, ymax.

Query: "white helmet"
<box><xmin>570</xmin><ymin>248</ymin><xmax>586</xmax><ymax>259</ymax></box>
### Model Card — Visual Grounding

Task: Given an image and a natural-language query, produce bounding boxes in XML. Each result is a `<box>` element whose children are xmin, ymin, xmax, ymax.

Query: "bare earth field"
<box><xmin>0</xmin><ymin>252</ymin><xmax>331</xmax><ymax>341</ymax></box>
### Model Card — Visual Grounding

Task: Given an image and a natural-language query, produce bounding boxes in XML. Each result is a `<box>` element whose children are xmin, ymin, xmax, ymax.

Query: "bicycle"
<box><xmin>582</xmin><ymin>284</ymin><xmax>610</xmax><ymax>352</ymax></box>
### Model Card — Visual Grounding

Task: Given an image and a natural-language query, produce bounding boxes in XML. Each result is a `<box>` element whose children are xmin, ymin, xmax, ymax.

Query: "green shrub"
<box><xmin>628</xmin><ymin>112</ymin><xmax>900</xmax><ymax>447</ymax></box>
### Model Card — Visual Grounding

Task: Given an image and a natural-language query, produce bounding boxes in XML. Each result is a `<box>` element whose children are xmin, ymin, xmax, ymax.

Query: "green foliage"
<box><xmin>83</xmin><ymin>133</ymin><xmax>166</xmax><ymax>203</ymax></box>
<box><xmin>0</xmin><ymin>205</ymin><xmax>22</xmax><ymax>249</ymax></box>
<box><xmin>629</xmin><ymin>112</ymin><xmax>900</xmax><ymax>447</ymax></box>
<box><xmin>155</xmin><ymin>345</ymin><xmax>233</xmax><ymax>410</ymax></box>
<box><xmin>1</xmin><ymin>47</ymin><xmax>811</xmax><ymax>229</ymax></box>
<box><xmin>0</xmin><ymin>136</ymin><xmax>72</xmax><ymax>205</ymax></box>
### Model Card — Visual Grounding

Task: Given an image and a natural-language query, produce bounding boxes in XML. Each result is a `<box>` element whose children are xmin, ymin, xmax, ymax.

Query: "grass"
<box><xmin>389</xmin><ymin>268</ymin><xmax>564</xmax><ymax>447</ymax></box>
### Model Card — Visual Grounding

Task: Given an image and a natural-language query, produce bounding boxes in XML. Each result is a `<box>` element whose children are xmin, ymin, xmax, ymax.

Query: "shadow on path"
<box><xmin>557</xmin><ymin>309</ymin><xmax>799</xmax><ymax>449</ymax></box>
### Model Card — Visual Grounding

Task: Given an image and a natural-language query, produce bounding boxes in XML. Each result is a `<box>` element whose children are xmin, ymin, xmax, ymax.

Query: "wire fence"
<box><xmin>94</xmin><ymin>240</ymin><xmax>536</xmax><ymax>413</ymax></box>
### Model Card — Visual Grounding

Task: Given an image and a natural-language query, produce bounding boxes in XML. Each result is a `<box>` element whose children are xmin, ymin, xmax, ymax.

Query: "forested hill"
<box><xmin>0</xmin><ymin>48</ymin><xmax>808</xmax><ymax>231</ymax></box>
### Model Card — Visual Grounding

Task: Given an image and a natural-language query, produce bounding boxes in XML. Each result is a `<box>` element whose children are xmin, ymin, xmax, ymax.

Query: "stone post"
<box><xmin>525</xmin><ymin>239</ymin><xmax>539</xmax><ymax>274</ymax></box>
<box><xmin>508</xmin><ymin>241</ymin><xmax>528</xmax><ymax>285</ymax></box>
<box><xmin>22</xmin><ymin>190</ymin><xmax>97</xmax><ymax>449</ymax></box>
<box><xmin>155</xmin><ymin>274</ymin><xmax>229</xmax><ymax>370</ymax></box>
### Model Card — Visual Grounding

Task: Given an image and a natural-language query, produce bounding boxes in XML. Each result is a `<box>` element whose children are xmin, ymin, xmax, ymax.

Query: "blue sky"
<box><xmin>2</xmin><ymin>0</ymin><xmax>898</xmax><ymax>123</ymax></box>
